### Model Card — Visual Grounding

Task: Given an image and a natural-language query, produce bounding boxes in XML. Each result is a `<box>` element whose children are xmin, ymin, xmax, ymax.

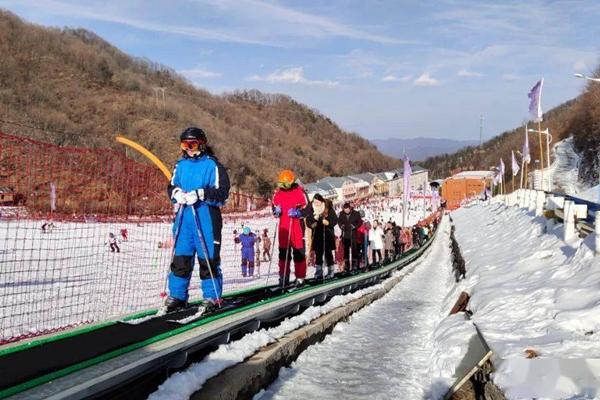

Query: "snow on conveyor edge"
<box><xmin>147</xmin><ymin>266</ymin><xmax>424</xmax><ymax>400</ymax></box>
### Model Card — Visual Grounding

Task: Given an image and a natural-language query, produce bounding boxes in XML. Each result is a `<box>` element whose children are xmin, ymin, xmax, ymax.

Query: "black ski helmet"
<box><xmin>179</xmin><ymin>127</ymin><xmax>207</xmax><ymax>143</ymax></box>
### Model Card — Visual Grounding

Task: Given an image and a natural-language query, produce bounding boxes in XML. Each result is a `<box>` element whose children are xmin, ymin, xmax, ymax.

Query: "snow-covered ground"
<box><xmin>445</xmin><ymin>201</ymin><xmax>600</xmax><ymax>399</ymax></box>
<box><xmin>0</xmin><ymin>199</ymin><xmax>429</xmax><ymax>343</ymax></box>
<box><xmin>0</xmin><ymin>216</ymin><xmax>279</xmax><ymax>342</ymax></box>
<box><xmin>148</xmin><ymin>216</ymin><xmax>451</xmax><ymax>400</ymax></box>
<box><xmin>253</xmin><ymin>217</ymin><xmax>452</xmax><ymax>400</ymax></box>
<box><xmin>577</xmin><ymin>184</ymin><xmax>600</xmax><ymax>203</ymax></box>
<box><xmin>148</xmin><ymin>282</ymin><xmax>390</xmax><ymax>400</ymax></box>
<box><xmin>358</xmin><ymin>196</ymin><xmax>434</xmax><ymax>226</ymax></box>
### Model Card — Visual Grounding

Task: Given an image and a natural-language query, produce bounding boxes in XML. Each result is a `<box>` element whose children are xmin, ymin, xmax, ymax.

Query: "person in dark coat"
<box><xmin>305</xmin><ymin>194</ymin><xmax>338</xmax><ymax>280</ymax></box>
<box><xmin>337</xmin><ymin>202</ymin><xmax>362</xmax><ymax>273</ymax></box>
<box><xmin>412</xmin><ymin>225</ymin><xmax>421</xmax><ymax>248</ymax></box>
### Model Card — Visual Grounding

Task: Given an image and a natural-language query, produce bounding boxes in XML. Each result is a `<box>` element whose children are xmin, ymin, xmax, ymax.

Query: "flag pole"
<box><xmin>519</xmin><ymin>156</ymin><xmax>525</xmax><ymax>189</ymax></box>
<box><xmin>546</xmin><ymin>129</ymin><xmax>551</xmax><ymax>170</ymax></box>
<box><xmin>512</xmin><ymin>172</ymin><xmax>515</xmax><ymax>193</ymax></box>
<box><xmin>537</xmin><ymin>121</ymin><xmax>544</xmax><ymax>190</ymax></box>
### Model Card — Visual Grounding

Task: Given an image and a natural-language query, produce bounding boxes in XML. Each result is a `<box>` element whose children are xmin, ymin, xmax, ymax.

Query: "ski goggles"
<box><xmin>180</xmin><ymin>139</ymin><xmax>205</xmax><ymax>151</ymax></box>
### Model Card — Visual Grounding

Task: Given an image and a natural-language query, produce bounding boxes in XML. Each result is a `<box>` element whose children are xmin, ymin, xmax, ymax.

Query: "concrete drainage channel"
<box><xmin>192</xmin><ymin>264</ymin><xmax>421</xmax><ymax>400</ymax></box>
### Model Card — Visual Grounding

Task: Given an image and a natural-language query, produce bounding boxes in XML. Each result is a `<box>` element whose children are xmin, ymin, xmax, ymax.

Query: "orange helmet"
<box><xmin>277</xmin><ymin>169</ymin><xmax>295</xmax><ymax>188</ymax></box>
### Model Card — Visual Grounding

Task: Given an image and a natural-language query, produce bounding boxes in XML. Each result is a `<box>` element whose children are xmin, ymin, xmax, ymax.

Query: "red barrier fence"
<box><xmin>0</xmin><ymin>130</ymin><xmax>269</xmax><ymax>218</ymax></box>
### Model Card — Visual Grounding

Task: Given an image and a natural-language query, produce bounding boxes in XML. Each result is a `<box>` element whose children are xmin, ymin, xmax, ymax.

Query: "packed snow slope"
<box><xmin>256</xmin><ymin>217</ymin><xmax>454</xmax><ymax>400</ymax></box>
<box><xmin>451</xmin><ymin>202</ymin><xmax>600</xmax><ymax>399</ymax></box>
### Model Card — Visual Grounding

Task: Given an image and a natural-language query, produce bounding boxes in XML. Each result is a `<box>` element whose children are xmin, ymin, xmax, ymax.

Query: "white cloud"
<box><xmin>502</xmin><ymin>74</ymin><xmax>519</xmax><ymax>81</ymax></box>
<box><xmin>457</xmin><ymin>68</ymin><xmax>483</xmax><ymax>77</ymax></box>
<box><xmin>414</xmin><ymin>73</ymin><xmax>439</xmax><ymax>86</ymax></box>
<box><xmin>19</xmin><ymin>0</ymin><xmax>415</xmax><ymax>47</ymax></box>
<box><xmin>12</xmin><ymin>0</ymin><xmax>273</xmax><ymax>45</ymax></box>
<box><xmin>197</xmin><ymin>0</ymin><xmax>417</xmax><ymax>45</ymax></box>
<box><xmin>248</xmin><ymin>67</ymin><xmax>338</xmax><ymax>87</ymax></box>
<box><xmin>179</xmin><ymin>66</ymin><xmax>222</xmax><ymax>80</ymax></box>
<box><xmin>382</xmin><ymin>74</ymin><xmax>412</xmax><ymax>82</ymax></box>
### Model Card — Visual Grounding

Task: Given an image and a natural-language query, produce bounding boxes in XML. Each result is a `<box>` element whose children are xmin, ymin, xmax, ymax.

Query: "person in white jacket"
<box><xmin>369</xmin><ymin>220</ymin><xmax>384</xmax><ymax>264</ymax></box>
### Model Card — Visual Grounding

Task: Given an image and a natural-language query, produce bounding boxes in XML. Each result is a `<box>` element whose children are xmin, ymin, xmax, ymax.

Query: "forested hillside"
<box><xmin>0</xmin><ymin>10</ymin><xmax>399</xmax><ymax>196</ymax></box>
<box><xmin>423</xmin><ymin>66</ymin><xmax>600</xmax><ymax>187</ymax></box>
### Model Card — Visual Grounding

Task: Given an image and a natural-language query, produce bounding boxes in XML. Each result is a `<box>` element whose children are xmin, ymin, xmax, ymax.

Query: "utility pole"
<box><xmin>479</xmin><ymin>114</ymin><xmax>484</xmax><ymax>147</ymax></box>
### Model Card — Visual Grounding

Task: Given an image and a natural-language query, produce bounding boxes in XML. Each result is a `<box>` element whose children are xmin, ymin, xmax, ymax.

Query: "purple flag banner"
<box><xmin>528</xmin><ymin>78</ymin><xmax>544</xmax><ymax>122</ymax></box>
<box><xmin>511</xmin><ymin>151</ymin><xmax>520</xmax><ymax>176</ymax></box>
<box><xmin>523</xmin><ymin>124</ymin><xmax>531</xmax><ymax>164</ymax></box>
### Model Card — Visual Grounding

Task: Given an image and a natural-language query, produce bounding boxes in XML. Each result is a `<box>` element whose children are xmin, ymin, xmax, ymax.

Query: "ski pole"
<box><xmin>364</xmin><ymin>231</ymin><xmax>368</xmax><ymax>267</ymax></box>
<box><xmin>265</xmin><ymin>221</ymin><xmax>279</xmax><ymax>286</ymax></box>
<box><xmin>349</xmin><ymin>226</ymin><xmax>354</xmax><ymax>272</ymax></box>
<box><xmin>322</xmin><ymin>218</ymin><xmax>326</xmax><ymax>278</ymax></box>
<box><xmin>281</xmin><ymin>217</ymin><xmax>294</xmax><ymax>288</ymax></box>
<box><xmin>190</xmin><ymin>205</ymin><xmax>222</xmax><ymax>307</ymax></box>
<box><xmin>161</xmin><ymin>205</ymin><xmax>185</xmax><ymax>298</ymax></box>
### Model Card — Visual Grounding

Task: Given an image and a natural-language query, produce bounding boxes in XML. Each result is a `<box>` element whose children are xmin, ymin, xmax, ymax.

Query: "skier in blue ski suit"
<box><xmin>237</xmin><ymin>227</ymin><xmax>256</xmax><ymax>277</ymax></box>
<box><xmin>166</xmin><ymin>127</ymin><xmax>230</xmax><ymax>311</ymax></box>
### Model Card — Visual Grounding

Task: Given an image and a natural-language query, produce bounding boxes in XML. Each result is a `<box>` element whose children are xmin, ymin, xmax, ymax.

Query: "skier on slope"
<box><xmin>272</xmin><ymin>170</ymin><xmax>308</xmax><ymax>287</ymax></box>
<box><xmin>106</xmin><ymin>232</ymin><xmax>120</xmax><ymax>253</ymax></box>
<box><xmin>254</xmin><ymin>230</ymin><xmax>262</xmax><ymax>274</ymax></box>
<box><xmin>165</xmin><ymin>127</ymin><xmax>230</xmax><ymax>313</ymax></box>
<box><xmin>237</xmin><ymin>226</ymin><xmax>256</xmax><ymax>277</ymax></box>
<box><xmin>261</xmin><ymin>228</ymin><xmax>272</xmax><ymax>262</ymax></box>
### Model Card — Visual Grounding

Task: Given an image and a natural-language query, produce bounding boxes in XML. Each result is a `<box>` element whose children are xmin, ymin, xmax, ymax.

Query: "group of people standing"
<box><xmin>163</xmin><ymin>125</ymin><xmax>439</xmax><ymax>316</ymax></box>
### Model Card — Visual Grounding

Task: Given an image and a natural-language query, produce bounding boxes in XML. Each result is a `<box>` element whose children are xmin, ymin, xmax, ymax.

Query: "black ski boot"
<box><xmin>164</xmin><ymin>296</ymin><xmax>188</xmax><ymax>313</ymax></box>
<box><xmin>326</xmin><ymin>265</ymin><xmax>335</xmax><ymax>279</ymax></box>
<box><xmin>314</xmin><ymin>265</ymin><xmax>323</xmax><ymax>281</ymax></box>
<box><xmin>279</xmin><ymin>275</ymin><xmax>290</xmax><ymax>288</ymax></box>
<box><xmin>199</xmin><ymin>298</ymin><xmax>223</xmax><ymax>315</ymax></box>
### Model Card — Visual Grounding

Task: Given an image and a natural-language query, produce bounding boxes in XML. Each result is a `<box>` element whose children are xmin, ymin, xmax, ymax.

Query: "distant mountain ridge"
<box><xmin>371</xmin><ymin>137</ymin><xmax>479</xmax><ymax>161</ymax></box>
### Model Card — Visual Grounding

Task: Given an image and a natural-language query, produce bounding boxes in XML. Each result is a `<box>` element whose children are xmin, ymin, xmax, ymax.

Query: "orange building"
<box><xmin>441</xmin><ymin>171</ymin><xmax>494</xmax><ymax>210</ymax></box>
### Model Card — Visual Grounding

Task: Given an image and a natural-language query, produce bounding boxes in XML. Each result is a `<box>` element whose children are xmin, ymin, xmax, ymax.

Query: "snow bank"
<box><xmin>576</xmin><ymin>184</ymin><xmax>600</xmax><ymax>203</ymax></box>
<box><xmin>428</xmin><ymin>313</ymin><xmax>478</xmax><ymax>398</ymax></box>
<box><xmin>448</xmin><ymin>202</ymin><xmax>600</xmax><ymax>399</ymax></box>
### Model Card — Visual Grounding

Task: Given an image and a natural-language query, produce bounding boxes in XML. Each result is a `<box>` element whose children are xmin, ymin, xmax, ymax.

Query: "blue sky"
<box><xmin>1</xmin><ymin>0</ymin><xmax>599</xmax><ymax>141</ymax></box>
